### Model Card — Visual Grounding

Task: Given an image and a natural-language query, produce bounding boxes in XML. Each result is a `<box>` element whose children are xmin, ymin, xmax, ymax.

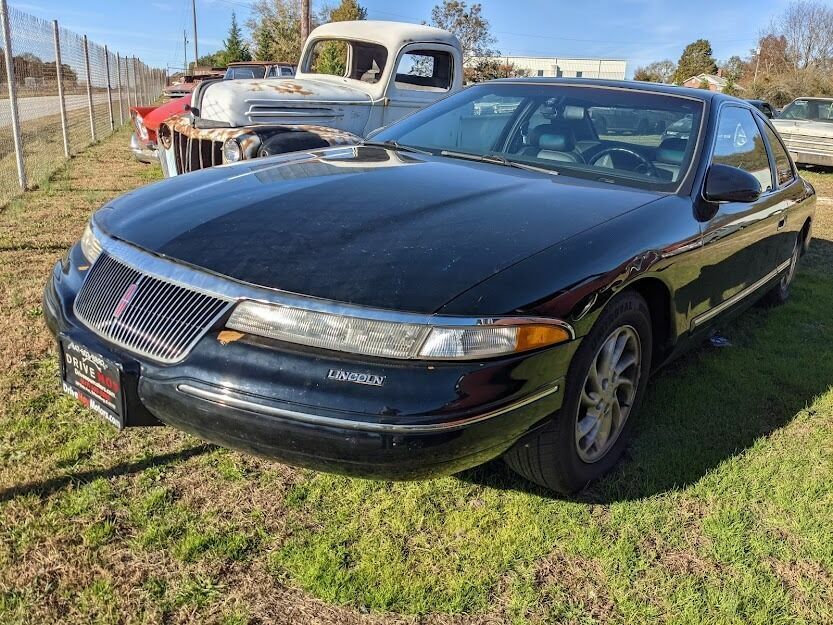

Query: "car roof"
<box><xmin>486</xmin><ymin>77</ymin><xmax>738</xmax><ymax>103</ymax></box>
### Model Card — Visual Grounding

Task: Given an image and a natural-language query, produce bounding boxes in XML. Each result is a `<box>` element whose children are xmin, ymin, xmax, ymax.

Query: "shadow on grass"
<box><xmin>0</xmin><ymin>443</ymin><xmax>215</xmax><ymax>504</ymax></box>
<box><xmin>459</xmin><ymin>238</ymin><xmax>833</xmax><ymax>502</ymax></box>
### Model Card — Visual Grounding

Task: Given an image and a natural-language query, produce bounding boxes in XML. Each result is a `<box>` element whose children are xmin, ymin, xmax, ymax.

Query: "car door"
<box><xmin>690</xmin><ymin>105</ymin><xmax>786</xmax><ymax>330</ymax></box>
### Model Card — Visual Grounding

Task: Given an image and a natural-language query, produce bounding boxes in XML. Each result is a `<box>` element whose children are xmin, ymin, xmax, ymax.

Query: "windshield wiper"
<box><xmin>362</xmin><ymin>140</ymin><xmax>433</xmax><ymax>155</ymax></box>
<box><xmin>440</xmin><ymin>150</ymin><xmax>559</xmax><ymax>176</ymax></box>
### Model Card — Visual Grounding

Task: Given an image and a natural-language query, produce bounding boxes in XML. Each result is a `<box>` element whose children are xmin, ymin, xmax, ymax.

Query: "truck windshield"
<box><xmin>304</xmin><ymin>38</ymin><xmax>388</xmax><ymax>84</ymax></box>
<box><xmin>372</xmin><ymin>83</ymin><xmax>704</xmax><ymax>192</ymax></box>
<box><xmin>779</xmin><ymin>99</ymin><xmax>833</xmax><ymax>122</ymax></box>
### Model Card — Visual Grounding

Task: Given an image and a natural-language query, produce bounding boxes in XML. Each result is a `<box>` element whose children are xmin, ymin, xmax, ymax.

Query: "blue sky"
<box><xmin>10</xmin><ymin>0</ymin><xmax>785</xmax><ymax>76</ymax></box>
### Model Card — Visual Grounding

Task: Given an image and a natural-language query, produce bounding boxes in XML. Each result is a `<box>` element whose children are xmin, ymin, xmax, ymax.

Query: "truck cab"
<box><xmin>158</xmin><ymin>21</ymin><xmax>462</xmax><ymax>177</ymax></box>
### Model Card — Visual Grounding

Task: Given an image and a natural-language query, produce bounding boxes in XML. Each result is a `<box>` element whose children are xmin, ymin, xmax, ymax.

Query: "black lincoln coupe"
<box><xmin>45</xmin><ymin>79</ymin><xmax>815</xmax><ymax>493</ymax></box>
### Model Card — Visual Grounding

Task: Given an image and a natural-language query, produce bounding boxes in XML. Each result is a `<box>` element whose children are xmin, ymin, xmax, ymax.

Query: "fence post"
<box><xmin>0</xmin><ymin>0</ymin><xmax>26</xmax><ymax>191</ymax></box>
<box><xmin>116</xmin><ymin>53</ymin><xmax>124</xmax><ymax>125</ymax></box>
<box><xmin>131</xmin><ymin>56</ymin><xmax>138</xmax><ymax>105</ymax></box>
<box><xmin>125</xmin><ymin>56</ymin><xmax>133</xmax><ymax>110</ymax></box>
<box><xmin>82</xmin><ymin>35</ymin><xmax>96</xmax><ymax>142</ymax></box>
<box><xmin>104</xmin><ymin>45</ymin><xmax>115</xmax><ymax>131</ymax></box>
<box><xmin>52</xmin><ymin>20</ymin><xmax>70</xmax><ymax>158</ymax></box>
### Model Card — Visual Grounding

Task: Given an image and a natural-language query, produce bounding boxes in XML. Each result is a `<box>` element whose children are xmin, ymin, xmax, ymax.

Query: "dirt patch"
<box><xmin>531</xmin><ymin>550</ymin><xmax>620</xmax><ymax>624</ymax></box>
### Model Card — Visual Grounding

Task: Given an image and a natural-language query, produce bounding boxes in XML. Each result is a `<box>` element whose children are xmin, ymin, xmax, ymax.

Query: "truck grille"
<box><xmin>74</xmin><ymin>253</ymin><xmax>232</xmax><ymax>364</ymax></box>
<box><xmin>172</xmin><ymin>129</ymin><xmax>223</xmax><ymax>174</ymax></box>
<box><xmin>779</xmin><ymin>133</ymin><xmax>833</xmax><ymax>156</ymax></box>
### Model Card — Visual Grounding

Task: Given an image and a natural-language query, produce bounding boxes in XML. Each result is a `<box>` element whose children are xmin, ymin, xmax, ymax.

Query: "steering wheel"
<box><xmin>589</xmin><ymin>147</ymin><xmax>661</xmax><ymax>178</ymax></box>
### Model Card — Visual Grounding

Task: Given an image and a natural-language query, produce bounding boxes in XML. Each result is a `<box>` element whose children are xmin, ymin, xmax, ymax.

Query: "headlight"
<box><xmin>134</xmin><ymin>113</ymin><xmax>149</xmax><ymax>141</ymax></box>
<box><xmin>79</xmin><ymin>222</ymin><xmax>102</xmax><ymax>264</ymax></box>
<box><xmin>226</xmin><ymin>300</ymin><xmax>573</xmax><ymax>360</ymax></box>
<box><xmin>223</xmin><ymin>138</ymin><xmax>243</xmax><ymax>163</ymax></box>
<box><xmin>159</xmin><ymin>123</ymin><xmax>172</xmax><ymax>149</ymax></box>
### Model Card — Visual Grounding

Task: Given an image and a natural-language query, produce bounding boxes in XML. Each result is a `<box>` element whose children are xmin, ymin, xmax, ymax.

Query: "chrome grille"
<box><xmin>172</xmin><ymin>129</ymin><xmax>223</xmax><ymax>174</ymax></box>
<box><xmin>74</xmin><ymin>253</ymin><xmax>232</xmax><ymax>364</ymax></box>
<box><xmin>779</xmin><ymin>133</ymin><xmax>833</xmax><ymax>156</ymax></box>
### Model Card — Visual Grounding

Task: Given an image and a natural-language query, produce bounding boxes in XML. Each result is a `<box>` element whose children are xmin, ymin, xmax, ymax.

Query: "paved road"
<box><xmin>0</xmin><ymin>93</ymin><xmax>116</xmax><ymax>129</ymax></box>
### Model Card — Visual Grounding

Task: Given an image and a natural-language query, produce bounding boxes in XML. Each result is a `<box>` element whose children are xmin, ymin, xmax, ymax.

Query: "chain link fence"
<box><xmin>0</xmin><ymin>0</ymin><xmax>165</xmax><ymax>207</ymax></box>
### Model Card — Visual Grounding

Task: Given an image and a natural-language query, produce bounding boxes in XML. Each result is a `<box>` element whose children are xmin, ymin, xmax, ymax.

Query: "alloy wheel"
<box><xmin>575</xmin><ymin>325</ymin><xmax>642</xmax><ymax>463</ymax></box>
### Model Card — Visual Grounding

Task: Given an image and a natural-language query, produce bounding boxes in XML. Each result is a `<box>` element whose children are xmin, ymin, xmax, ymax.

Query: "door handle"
<box><xmin>777</xmin><ymin>216</ymin><xmax>787</xmax><ymax>230</ymax></box>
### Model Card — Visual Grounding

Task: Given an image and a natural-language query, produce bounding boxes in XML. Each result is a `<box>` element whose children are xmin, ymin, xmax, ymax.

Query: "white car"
<box><xmin>772</xmin><ymin>97</ymin><xmax>833</xmax><ymax>167</ymax></box>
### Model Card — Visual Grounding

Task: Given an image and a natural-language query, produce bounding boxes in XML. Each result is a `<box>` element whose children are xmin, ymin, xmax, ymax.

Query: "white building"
<box><xmin>483</xmin><ymin>56</ymin><xmax>627</xmax><ymax>80</ymax></box>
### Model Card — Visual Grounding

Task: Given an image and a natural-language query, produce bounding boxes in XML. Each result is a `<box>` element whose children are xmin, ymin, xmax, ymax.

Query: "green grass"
<box><xmin>0</xmin><ymin>128</ymin><xmax>831</xmax><ymax>624</ymax></box>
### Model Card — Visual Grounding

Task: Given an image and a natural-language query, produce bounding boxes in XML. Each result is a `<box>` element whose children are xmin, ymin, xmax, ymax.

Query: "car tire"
<box><xmin>504</xmin><ymin>291</ymin><xmax>653</xmax><ymax>494</ymax></box>
<box><xmin>764</xmin><ymin>235</ymin><xmax>801</xmax><ymax>306</ymax></box>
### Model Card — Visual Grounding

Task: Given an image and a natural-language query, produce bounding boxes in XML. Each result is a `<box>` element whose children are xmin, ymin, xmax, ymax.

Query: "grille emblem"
<box><xmin>113</xmin><ymin>282</ymin><xmax>139</xmax><ymax>319</ymax></box>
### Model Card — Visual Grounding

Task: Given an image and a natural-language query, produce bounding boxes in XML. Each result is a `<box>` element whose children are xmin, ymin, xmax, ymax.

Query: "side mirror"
<box><xmin>704</xmin><ymin>164</ymin><xmax>762</xmax><ymax>203</ymax></box>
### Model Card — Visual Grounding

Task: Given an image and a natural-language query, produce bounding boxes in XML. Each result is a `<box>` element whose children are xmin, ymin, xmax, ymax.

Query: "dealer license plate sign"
<box><xmin>60</xmin><ymin>338</ymin><xmax>124</xmax><ymax>430</ymax></box>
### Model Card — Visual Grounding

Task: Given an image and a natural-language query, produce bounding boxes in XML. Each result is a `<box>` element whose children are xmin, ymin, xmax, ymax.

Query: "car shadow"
<box><xmin>0</xmin><ymin>443</ymin><xmax>215</xmax><ymax>504</ymax></box>
<box><xmin>457</xmin><ymin>238</ymin><xmax>833</xmax><ymax>502</ymax></box>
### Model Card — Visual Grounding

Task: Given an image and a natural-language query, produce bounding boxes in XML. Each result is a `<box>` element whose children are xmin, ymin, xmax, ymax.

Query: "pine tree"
<box><xmin>327</xmin><ymin>0</ymin><xmax>367</xmax><ymax>22</ymax></box>
<box><xmin>218</xmin><ymin>12</ymin><xmax>252</xmax><ymax>65</ymax></box>
<box><xmin>673</xmin><ymin>39</ymin><xmax>717</xmax><ymax>84</ymax></box>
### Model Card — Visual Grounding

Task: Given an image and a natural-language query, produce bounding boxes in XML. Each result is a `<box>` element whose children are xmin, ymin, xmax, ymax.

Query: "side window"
<box><xmin>394</xmin><ymin>50</ymin><xmax>453</xmax><ymax>92</ymax></box>
<box><xmin>763</xmin><ymin>124</ymin><xmax>795</xmax><ymax>187</ymax></box>
<box><xmin>712</xmin><ymin>107</ymin><xmax>772</xmax><ymax>193</ymax></box>
<box><xmin>281</xmin><ymin>66</ymin><xmax>294</xmax><ymax>76</ymax></box>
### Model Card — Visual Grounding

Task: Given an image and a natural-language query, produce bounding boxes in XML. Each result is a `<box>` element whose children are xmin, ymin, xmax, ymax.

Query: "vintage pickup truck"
<box><xmin>157</xmin><ymin>21</ymin><xmax>463</xmax><ymax>176</ymax></box>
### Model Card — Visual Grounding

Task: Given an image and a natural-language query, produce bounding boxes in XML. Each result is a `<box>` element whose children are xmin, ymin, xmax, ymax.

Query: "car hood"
<box><xmin>96</xmin><ymin>147</ymin><xmax>661</xmax><ymax>314</ymax></box>
<box><xmin>198</xmin><ymin>78</ymin><xmax>373</xmax><ymax>127</ymax></box>
<box><xmin>772</xmin><ymin>118</ymin><xmax>833</xmax><ymax>138</ymax></box>
<box><xmin>143</xmin><ymin>97</ymin><xmax>191</xmax><ymax>133</ymax></box>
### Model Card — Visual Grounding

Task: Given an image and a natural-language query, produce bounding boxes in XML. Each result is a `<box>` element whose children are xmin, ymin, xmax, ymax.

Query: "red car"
<box><xmin>130</xmin><ymin>97</ymin><xmax>191</xmax><ymax>163</ymax></box>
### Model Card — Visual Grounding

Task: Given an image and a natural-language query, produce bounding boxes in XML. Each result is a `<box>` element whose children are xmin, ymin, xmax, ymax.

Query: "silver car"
<box><xmin>772</xmin><ymin>97</ymin><xmax>833</xmax><ymax>167</ymax></box>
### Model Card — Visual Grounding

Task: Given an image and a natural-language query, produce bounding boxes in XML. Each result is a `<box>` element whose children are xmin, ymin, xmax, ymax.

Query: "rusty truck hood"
<box><xmin>198</xmin><ymin>77</ymin><xmax>374</xmax><ymax>128</ymax></box>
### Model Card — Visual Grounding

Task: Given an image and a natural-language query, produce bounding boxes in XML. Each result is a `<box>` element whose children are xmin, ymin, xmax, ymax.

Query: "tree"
<box><xmin>633</xmin><ymin>59</ymin><xmax>676</xmax><ymax>83</ymax></box>
<box><xmin>750</xmin><ymin>34</ymin><xmax>791</xmax><ymax>77</ymax></box>
<box><xmin>720</xmin><ymin>55</ymin><xmax>745</xmax><ymax>82</ymax></box>
<box><xmin>217</xmin><ymin>12</ymin><xmax>252</xmax><ymax>65</ymax></box>
<box><xmin>326</xmin><ymin>0</ymin><xmax>367</xmax><ymax>21</ymax></box>
<box><xmin>466</xmin><ymin>58</ymin><xmax>528</xmax><ymax>83</ymax></box>
<box><xmin>248</xmin><ymin>0</ymin><xmax>309</xmax><ymax>63</ymax></box>
<box><xmin>193</xmin><ymin>52</ymin><xmax>223</xmax><ymax>69</ymax></box>
<box><xmin>428</xmin><ymin>1</ymin><xmax>497</xmax><ymax>66</ymax></box>
<box><xmin>313</xmin><ymin>0</ymin><xmax>367</xmax><ymax>75</ymax></box>
<box><xmin>673</xmin><ymin>39</ymin><xmax>717</xmax><ymax>84</ymax></box>
<box><xmin>771</xmin><ymin>1</ymin><xmax>833</xmax><ymax>70</ymax></box>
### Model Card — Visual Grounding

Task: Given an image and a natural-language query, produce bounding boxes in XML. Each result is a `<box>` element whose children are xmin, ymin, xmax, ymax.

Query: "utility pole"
<box><xmin>192</xmin><ymin>0</ymin><xmax>199</xmax><ymax>68</ymax></box>
<box><xmin>301</xmin><ymin>0</ymin><xmax>310</xmax><ymax>42</ymax></box>
<box><xmin>184</xmin><ymin>29</ymin><xmax>189</xmax><ymax>75</ymax></box>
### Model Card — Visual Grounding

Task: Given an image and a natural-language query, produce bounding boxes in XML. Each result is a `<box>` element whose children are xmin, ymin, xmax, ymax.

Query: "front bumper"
<box><xmin>130</xmin><ymin>133</ymin><xmax>158</xmax><ymax>164</ymax></box>
<box><xmin>44</xmin><ymin>245</ymin><xmax>575</xmax><ymax>479</ymax></box>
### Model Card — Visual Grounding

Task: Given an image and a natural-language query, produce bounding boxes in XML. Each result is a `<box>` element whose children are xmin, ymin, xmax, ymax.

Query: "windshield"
<box><xmin>373</xmin><ymin>83</ymin><xmax>704</xmax><ymax>191</ymax></box>
<box><xmin>779</xmin><ymin>99</ymin><xmax>833</xmax><ymax>122</ymax></box>
<box><xmin>304</xmin><ymin>38</ymin><xmax>388</xmax><ymax>84</ymax></box>
<box><xmin>224</xmin><ymin>66</ymin><xmax>268</xmax><ymax>80</ymax></box>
